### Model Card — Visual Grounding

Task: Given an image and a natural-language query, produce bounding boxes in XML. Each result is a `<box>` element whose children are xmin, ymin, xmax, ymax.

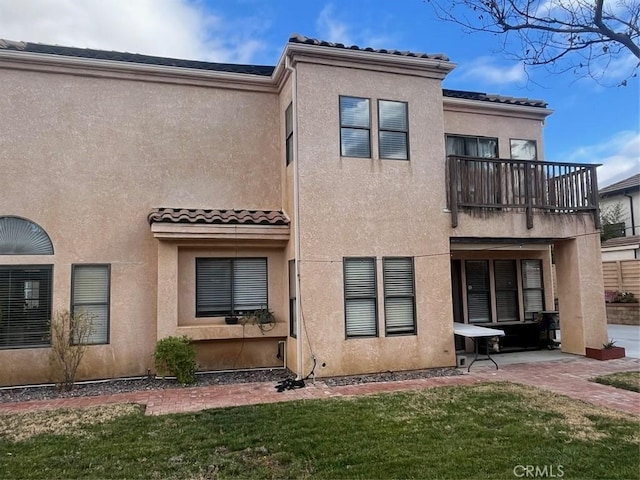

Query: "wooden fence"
<box><xmin>602</xmin><ymin>260</ymin><xmax>640</xmax><ymax>297</ymax></box>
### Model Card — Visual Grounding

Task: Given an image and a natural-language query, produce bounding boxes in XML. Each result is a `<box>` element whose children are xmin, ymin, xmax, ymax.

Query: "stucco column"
<box><xmin>555</xmin><ymin>234</ymin><xmax>608</xmax><ymax>354</ymax></box>
<box><xmin>156</xmin><ymin>241</ymin><xmax>179</xmax><ymax>340</ymax></box>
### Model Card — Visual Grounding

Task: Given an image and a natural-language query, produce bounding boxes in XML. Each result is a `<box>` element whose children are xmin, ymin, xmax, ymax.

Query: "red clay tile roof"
<box><xmin>288</xmin><ymin>33</ymin><xmax>449</xmax><ymax>61</ymax></box>
<box><xmin>599</xmin><ymin>173</ymin><xmax>640</xmax><ymax>196</ymax></box>
<box><xmin>148</xmin><ymin>208</ymin><xmax>289</xmax><ymax>226</ymax></box>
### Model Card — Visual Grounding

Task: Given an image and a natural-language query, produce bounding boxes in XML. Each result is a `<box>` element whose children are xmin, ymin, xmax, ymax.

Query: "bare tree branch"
<box><xmin>427</xmin><ymin>0</ymin><xmax>640</xmax><ymax>85</ymax></box>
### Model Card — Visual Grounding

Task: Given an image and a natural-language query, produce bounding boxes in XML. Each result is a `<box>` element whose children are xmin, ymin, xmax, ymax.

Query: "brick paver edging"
<box><xmin>0</xmin><ymin>356</ymin><xmax>638</xmax><ymax>416</ymax></box>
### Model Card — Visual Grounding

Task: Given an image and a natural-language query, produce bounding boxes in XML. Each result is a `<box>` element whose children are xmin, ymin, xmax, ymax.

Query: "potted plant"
<box><xmin>585</xmin><ymin>340</ymin><xmax>626</xmax><ymax>361</ymax></box>
<box><xmin>224</xmin><ymin>316</ymin><xmax>239</xmax><ymax>325</ymax></box>
<box><xmin>241</xmin><ymin>307</ymin><xmax>276</xmax><ymax>332</ymax></box>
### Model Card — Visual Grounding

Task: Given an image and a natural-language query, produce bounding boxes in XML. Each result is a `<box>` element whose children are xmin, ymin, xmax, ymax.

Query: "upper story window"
<box><xmin>285</xmin><ymin>103</ymin><xmax>293</xmax><ymax>166</ymax></box>
<box><xmin>196</xmin><ymin>258</ymin><xmax>268</xmax><ymax>317</ymax></box>
<box><xmin>378</xmin><ymin>100</ymin><xmax>409</xmax><ymax>160</ymax></box>
<box><xmin>510</xmin><ymin>139</ymin><xmax>537</xmax><ymax>160</ymax></box>
<box><xmin>446</xmin><ymin>135</ymin><xmax>498</xmax><ymax>158</ymax></box>
<box><xmin>0</xmin><ymin>216</ymin><xmax>53</xmax><ymax>255</ymax></box>
<box><xmin>340</xmin><ymin>96</ymin><xmax>371</xmax><ymax>158</ymax></box>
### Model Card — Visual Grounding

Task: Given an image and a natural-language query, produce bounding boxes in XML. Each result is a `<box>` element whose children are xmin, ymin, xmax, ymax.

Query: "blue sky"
<box><xmin>1</xmin><ymin>0</ymin><xmax>637</xmax><ymax>186</ymax></box>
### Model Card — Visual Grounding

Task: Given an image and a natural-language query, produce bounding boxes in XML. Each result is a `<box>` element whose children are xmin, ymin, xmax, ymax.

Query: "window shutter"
<box><xmin>196</xmin><ymin>259</ymin><xmax>232</xmax><ymax>316</ymax></box>
<box><xmin>494</xmin><ymin>260</ymin><xmax>518</xmax><ymax>322</ymax></box>
<box><xmin>344</xmin><ymin>258</ymin><xmax>377</xmax><ymax>337</ymax></box>
<box><xmin>466</xmin><ymin>260</ymin><xmax>490</xmax><ymax>323</ymax></box>
<box><xmin>384</xmin><ymin>258</ymin><xmax>415</xmax><ymax>335</ymax></box>
<box><xmin>72</xmin><ymin>265</ymin><xmax>109</xmax><ymax>344</ymax></box>
<box><xmin>233</xmin><ymin>259</ymin><xmax>268</xmax><ymax>313</ymax></box>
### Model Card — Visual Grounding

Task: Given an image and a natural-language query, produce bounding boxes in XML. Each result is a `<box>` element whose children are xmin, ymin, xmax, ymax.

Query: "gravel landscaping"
<box><xmin>0</xmin><ymin>367</ymin><xmax>461</xmax><ymax>404</ymax></box>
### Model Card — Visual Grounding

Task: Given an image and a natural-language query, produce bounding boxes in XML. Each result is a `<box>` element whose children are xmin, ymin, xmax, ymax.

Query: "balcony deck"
<box><xmin>447</xmin><ymin>156</ymin><xmax>601</xmax><ymax>229</ymax></box>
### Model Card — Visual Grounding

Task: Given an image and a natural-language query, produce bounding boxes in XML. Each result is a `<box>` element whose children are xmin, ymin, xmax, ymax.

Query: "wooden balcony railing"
<box><xmin>447</xmin><ymin>156</ymin><xmax>601</xmax><ymax>229</ymax></box>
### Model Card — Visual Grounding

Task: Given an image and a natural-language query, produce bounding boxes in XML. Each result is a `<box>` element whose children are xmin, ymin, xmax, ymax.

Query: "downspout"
<box><xmin>624</xmin><ymin>193</ymin><xmax>636</xmax><ymax>236</ymax></box>
<box><xmin>285</xmin><ymin>55</ymin><xmax>303</xmax><ymax>380</ymax></box>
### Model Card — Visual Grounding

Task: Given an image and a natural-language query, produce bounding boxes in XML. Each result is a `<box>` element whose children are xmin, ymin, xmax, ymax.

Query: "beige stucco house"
<box><xmin>0</xmin><ymin>35</ymin><xmax>608</xmax><ymax>386</ymax></box>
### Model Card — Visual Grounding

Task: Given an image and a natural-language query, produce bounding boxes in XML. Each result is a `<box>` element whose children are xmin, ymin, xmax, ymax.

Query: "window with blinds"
<box><xmin>522</xmin><ymin>259</ymin><xmax>544</xmax><ymax>320</ymax></box>
<box><xmin>72</xmin><ymin>264</ymin><xmax>110</xmax><ymax>345</ymax></box>
<box><xmin>465</xmin><ymin>260</ymin><xmax>491</xmax><ymax>323</ymax></box>
<box><xmin>344</xmin><ymin>257</ymin><xmax>377</xmax><ymax>337</ymax></box>
<box><xmin>285</xmin><ymin>103</ymin><xmax>293</xmax><ymax>166</ymax></box>
<box><xmin>340</xmin><ymin>96</ymin><xmax>371</xmax><ymax>158</ymax></box>
<box><xmin>494</xmin><ymin>260</ymin><xmax>519</xmax><ymax>322</ymax></box>
<box><xmin>383</xmin><ymin>257</ymin><xmax>416</xmax><ymax>335</ymax></box>
<box><xmin>0</xmin><ymin>265</ymin><xmax>52</xmax><ymax>349</ymax></box>
<box><xmin>378</xmin><ymin>100</ymin><xmax>408</xmax><ymax>160</ymax></box>
<box><xmin>196</xmin><ymin>258</ymin><xmax>268</xmax><ymax>317</ymax></box>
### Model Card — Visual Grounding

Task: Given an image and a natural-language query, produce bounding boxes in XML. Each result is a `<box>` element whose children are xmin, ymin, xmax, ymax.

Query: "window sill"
<box><xmin>176</xmin><ymin>323</ymin><xmax>287</xmax><ymax>341</ymax></box>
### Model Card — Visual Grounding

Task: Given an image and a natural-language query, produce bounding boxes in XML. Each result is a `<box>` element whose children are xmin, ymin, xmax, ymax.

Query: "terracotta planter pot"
<box><xmin>585</xmin><ymin>346</ymin><xmax>626</xmax><ymax>361</ymax></box>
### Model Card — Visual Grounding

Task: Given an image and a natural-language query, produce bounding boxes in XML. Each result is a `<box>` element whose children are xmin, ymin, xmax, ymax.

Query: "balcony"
<box><xmin>447</xmin><ymin>156</ymin><xmax>600</xmax><ymax>229</ymax></box>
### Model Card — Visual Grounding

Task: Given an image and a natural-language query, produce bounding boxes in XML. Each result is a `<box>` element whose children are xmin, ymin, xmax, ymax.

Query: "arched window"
<box><xmin>0</xmin><ymin>216</ymin><xmax>53</xmax><ymax>255</ymax></box>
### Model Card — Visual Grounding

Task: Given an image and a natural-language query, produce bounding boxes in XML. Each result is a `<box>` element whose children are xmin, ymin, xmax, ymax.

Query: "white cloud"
<box><xmin>457</xmin><ymin>57</ymin><xmax>527</xmax><ymax>86</ymax></box>
<box><xmin>315</xmin><ymin>3</ymin><xmax>393</xmax><ymax>49</ymax></box>
<box><xmin>0</xmin><ymin>0</ymin><xmax>265</xmax><ymax>63</ymax></box>
<box><xmin>567</xmin><ymin>131</ymin><xmax>640</xmax><ymax>187</ymax></box>
<box><xmin>316</xmin><ymin>4</ymin><xmax>354</xmax><ymax>46</ymax></box>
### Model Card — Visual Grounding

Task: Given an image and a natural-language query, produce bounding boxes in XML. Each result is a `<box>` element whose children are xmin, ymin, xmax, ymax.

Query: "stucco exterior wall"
<box><xmin>292</xmin><ymin>61</ymin><xmax>456</xmax><ymax>376</ymax></box>
<box><xmin>443</xmin><ymin>105</ymin><xmax>546</xmax><ymax>160</ymax></box>
<box><xmin>0</xmin><ymin>66</ymin><xmax>280</xmax><ymax>385</ymax></box>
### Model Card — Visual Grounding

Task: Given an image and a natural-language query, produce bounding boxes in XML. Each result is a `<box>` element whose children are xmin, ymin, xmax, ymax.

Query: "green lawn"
<box><xmin>1</xmin><ymin>382</ymin><xmax>638</xmax><ymax>479</ymax></box>
<box><xmin>593</xmin><ymin>371</ymin><xmax>640</xmax><ymax>393</ymax></box>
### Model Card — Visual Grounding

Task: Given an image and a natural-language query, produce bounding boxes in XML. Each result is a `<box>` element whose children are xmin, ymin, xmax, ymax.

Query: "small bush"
<box><xmin>49</xmin><ymin>309</ymin><xmax>96</xmax><ymax>391</ymax></box>
<box><xmin>153</xmin><ymin>336</ymin><xmax>197</xmax><ymax>385</ymax></box>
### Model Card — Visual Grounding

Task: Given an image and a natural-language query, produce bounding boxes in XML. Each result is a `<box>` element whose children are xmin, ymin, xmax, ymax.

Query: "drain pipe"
<box><xmin>285</xmin><ymin>54</ymin><xmax>303</xmax><ymax>380</ymax></box>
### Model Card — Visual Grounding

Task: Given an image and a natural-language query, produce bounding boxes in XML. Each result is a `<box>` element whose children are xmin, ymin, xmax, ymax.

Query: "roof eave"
<box><xmin>0</xmin><ymin>49</ymin><xmax>277</xmax><ymax>92</ymax></box>
<box><xmin>443</xmin><ymin>96</ymin><xmax>553</xmax><ymax>119</ymax></box>
<box><xmin>281</xmin><ymin>42</ymin><xmax>456</xmax><ymax>80</ymax></box>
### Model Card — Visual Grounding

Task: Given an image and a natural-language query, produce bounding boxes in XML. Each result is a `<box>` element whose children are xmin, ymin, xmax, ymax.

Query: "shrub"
<box><xmin>49</xmin><ymin>309</ymin><xmax>96</xmax><ymax>391</ymax></box>
<box><xmin>605</xmin><ymin>290</ymin><xmax>639</xmax><ymax>303</ymax></box>
<box><xmin>153</xmin><ymin>336</ymin><xmax>197</xmax><ymax>385</ymax></box>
